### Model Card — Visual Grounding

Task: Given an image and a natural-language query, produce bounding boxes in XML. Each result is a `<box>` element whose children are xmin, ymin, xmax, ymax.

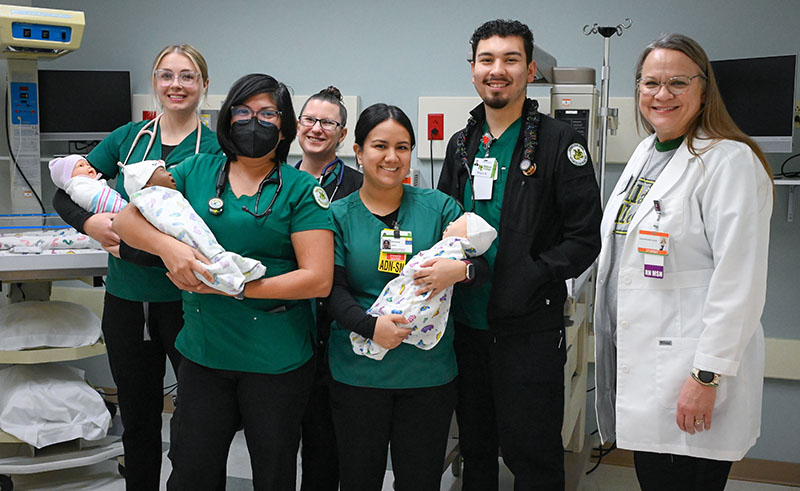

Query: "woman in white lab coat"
<box><xmin>593</xmin><ymin>33</ymin><xmax>773</xmax><ymax>491</ymax></box>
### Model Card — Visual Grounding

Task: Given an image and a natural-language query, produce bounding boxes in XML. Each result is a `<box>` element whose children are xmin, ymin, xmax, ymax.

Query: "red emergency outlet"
<box><xmin>427</xmin><ymin>113</ymin><xmax>444</xmax><ymax>140</ymax></box>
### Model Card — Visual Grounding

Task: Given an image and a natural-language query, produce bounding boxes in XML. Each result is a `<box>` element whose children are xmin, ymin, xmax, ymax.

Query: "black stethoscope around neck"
<box><xmin>208</xmin><ymin>159</ymin><xmax>283</xmax><ymax>219</ymax></box>
<box><xmin>295</xmin><ymin>157</ymin><xmax>343</xmax><ymax>201</ymax></box>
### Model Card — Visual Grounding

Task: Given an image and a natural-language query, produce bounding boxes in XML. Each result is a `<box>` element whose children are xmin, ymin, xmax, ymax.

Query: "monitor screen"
<box><xmin>38</xmin><ymin>70</ymin><xmax>132</xmax><ymax>140</ymax></box>
<box><xmin>710</xmin><ymin>55</ymin><xmax>796</xmax><ymax>153</ymax></box>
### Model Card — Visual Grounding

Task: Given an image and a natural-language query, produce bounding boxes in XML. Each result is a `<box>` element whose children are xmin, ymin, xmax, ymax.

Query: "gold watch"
<box><xmin>691</xmin><ymin>368</ymin><xmax>720</xmax><ymax>387</ymax></box>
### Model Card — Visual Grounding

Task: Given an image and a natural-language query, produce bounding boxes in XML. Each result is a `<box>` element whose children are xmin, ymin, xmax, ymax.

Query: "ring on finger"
<box><xmin>694</xmin><ymin>418</ymin><xmax>703</xmax><ymax>426</ymax></box>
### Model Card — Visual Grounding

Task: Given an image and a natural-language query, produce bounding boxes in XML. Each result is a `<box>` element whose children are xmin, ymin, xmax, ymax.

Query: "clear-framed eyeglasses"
<box><xmin>154</xmin><ymin>69</ymin><xmax>203</xmax><ymax>87</ymax></box>
<box><xmin>298</xmin><ymin>115</ymin><xmax>342</xmax><ymax>131</ymax></box>
<box><xmin>637</xmin><ymin>74</ymin><xmax>705</xmax><ymax>96</ymax></box>
<box><xmin>231</xmin><ymin>106</ymin><xmax>282</xmax><ymax>125</ymax></box>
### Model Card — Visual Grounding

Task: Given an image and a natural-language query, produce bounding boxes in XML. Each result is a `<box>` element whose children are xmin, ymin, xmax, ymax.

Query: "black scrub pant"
<box><xmin>102</xmin><ymin>293</ymin><xmax>184</xmax><ymax>491</ymax></box>
<box><xmin>633</xmin><ymin>451</ymin><xmax>733</xmax><ymax>491</ymax></box>
<box><xmin>330</xmin><ymin>379</ymin><xmax>457</xmax><ymax>491</ymax></box>
<box><xmin>454</xmin><ymin>323</ymin><xmax>566</xmax><ymax>491</ymax></box>
<box><xmin>300</xmin><ymin>335</ymin><xmax>339</xmax><ymax>491</ymax></box>
<box><xmin>166</xmin><ymin>357</ymin><xmax>314</xmax><ymax>491</ymax></box>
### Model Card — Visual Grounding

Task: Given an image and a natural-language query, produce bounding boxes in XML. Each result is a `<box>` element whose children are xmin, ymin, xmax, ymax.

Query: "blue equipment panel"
<box><xmin>10</xmin><ymin>83</ymin><xmax>38</xmax><ymax>125</ymax></box>
<box><xmin>11</xmin><ymin>22</ymin><xmax>72</xmax><ymax>43</ymax></box>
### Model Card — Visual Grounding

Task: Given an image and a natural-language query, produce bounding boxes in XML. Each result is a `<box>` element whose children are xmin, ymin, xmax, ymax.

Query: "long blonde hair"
<box><xmin>634</xmin><ymin>33</ymin><xmax>773</xmax><ymax>182</ymax></box>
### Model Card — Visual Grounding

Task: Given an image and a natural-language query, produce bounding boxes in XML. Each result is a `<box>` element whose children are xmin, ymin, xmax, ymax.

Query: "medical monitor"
<box><xmin>38</xmin><ymin>69</ymin><xmax>131</xmax><ymax>140</ymax></box>
<box><xmin>710</xmin><ymin>54</ymin><xmax>796</xmax><ymax>153</ymax></box>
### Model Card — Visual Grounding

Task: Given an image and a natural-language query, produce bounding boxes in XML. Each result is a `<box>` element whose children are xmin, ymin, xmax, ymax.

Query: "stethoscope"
<box><xmin>208</xmin><ymin>159</ymin><xmax>283</xmax><ymax>219</ymax></box>
<box><xmin>119</xmin><ymin>113</ymin><xmax>202</xmax><ymax>167</ymax></box>
<box><xmin>294</xmin><ymin>157</ymin><xmax>344</xmax><ymax>201</ymax></box>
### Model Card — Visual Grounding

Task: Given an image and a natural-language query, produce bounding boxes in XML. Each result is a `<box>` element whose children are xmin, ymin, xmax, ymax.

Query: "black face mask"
<box><xmin>230</xmin><ymin>119</ymin><xmax>280</xmax><ymax>159</ymax></box>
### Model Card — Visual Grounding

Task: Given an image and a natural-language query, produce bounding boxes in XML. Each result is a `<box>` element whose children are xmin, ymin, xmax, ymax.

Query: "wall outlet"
<box><xmin>427</xmin><ymin>113</ymin><xmax>444</xmax><ymax>140</ymax></box>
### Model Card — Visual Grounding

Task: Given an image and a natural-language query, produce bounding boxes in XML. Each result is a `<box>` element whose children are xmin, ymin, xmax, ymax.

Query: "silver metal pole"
<box><xmin>583</xmin><ymin>18</ymin><xmax>632</xmax><ymax>209</ymax></box>
<box><xmin>598</xmin><ymin>36</ymin><xmax>611</xmax><ymax>208</ymax></box>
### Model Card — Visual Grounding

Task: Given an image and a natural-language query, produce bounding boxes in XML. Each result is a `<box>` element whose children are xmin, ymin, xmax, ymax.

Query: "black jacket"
<box><xmin>438</xmin><ymin>99</ymin><xmax>602</xmax><ymax>336</ymax></box>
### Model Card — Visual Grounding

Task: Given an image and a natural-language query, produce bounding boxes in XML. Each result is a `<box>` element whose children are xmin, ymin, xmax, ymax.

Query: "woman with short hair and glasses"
<box><xmin>295</xmin><ymin>86</ymin><xmax>362</xmax><ymax>491</ymax></box>
<box><xmin>114</xmin><ymin>73</ymin><xmax>335</xmax><ymax>491</ymax></box>
<box><xmin>51</xmin><ymin>44</ymin><xmax>220</xmax><ymax>490</ymax></box>
<box><xmin>593</xmin><ymin>33</ymin><xmax>773</xmax><ymax>491</ymax></box>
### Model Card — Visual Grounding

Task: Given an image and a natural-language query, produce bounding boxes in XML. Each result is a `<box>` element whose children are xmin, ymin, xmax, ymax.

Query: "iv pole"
<box><xmin>583</xmin><ymin>18</ymin><xmax>632</xmax><ymax>208</ymax></box>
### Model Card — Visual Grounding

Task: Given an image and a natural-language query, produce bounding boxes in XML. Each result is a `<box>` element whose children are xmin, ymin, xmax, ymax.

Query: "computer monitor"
<box><xmin>38</xmin><ymin>69</ymin><xmax>132</xmax><ymax>141</ymax></box>
<box><xmin>710</xmin><ymin>54</ymin><xmax>796</xmax><ymax>153</ymax></box>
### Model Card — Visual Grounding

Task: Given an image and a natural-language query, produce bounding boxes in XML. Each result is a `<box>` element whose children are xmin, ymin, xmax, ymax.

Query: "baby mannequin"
<box><xmin>351</xmin><ymin>212</ymin><xmax>496</xmax><ymax>360</ymax></box>
<box><xmin>49</xmin><ymin>155</ymin><xmax>265</xmax><ymax>295</ymax></box>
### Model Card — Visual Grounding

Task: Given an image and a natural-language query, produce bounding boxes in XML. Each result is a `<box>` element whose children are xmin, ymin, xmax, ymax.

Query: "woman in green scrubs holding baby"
<box><xmin>114</xmin><ymin>73</ymin><xmax>334</xmax><ymax>491</ymax></box>
<box><xmin>326</xmin><ymin>103</ymin><xmax>483</xmax><ymax>491</ymax></box>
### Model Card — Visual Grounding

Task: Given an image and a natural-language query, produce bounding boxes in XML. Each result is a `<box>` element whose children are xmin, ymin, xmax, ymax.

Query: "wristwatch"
<box><xmin>462</xmin><ymin>260</ymin><xmax>475</xmax><ymax>283</ymax></box>
<box><xmin>691</xmin><ymin>368</ymin><xmax>720</xmax><ymax>387</ymax></box>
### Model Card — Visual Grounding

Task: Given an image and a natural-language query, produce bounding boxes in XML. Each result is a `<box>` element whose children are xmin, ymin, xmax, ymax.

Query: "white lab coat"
<box><xmin>594</xmin><ymin>133</ymin><xmax>772</xmax><ymax>461</ymax></box>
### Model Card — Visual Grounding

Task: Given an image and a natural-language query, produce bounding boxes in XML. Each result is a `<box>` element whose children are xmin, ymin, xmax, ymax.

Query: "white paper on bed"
<box><xmin>0</xmin><ymin>301</ymin><xmax>102</xmax><ymax>351</ymax></box>
<box><xmin>130</xmin><ymin>186</ymin><xmax>266</xmax><ymax>295</ymax></box>
<box><xmin>0</xmin><ymin>365</ymin><xmax>110</xmax><ymax>448</ymax></box>
<box><xmin>353</xmin><ymin>214</ymin><xmax>497</xmax><ymax>361</ymax></box>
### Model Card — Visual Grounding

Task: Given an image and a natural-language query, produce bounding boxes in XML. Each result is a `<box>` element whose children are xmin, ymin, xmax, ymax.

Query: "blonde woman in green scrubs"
<box><xmin>51</xmin><ymin>44</ymin><xmax>219</xmax><ymax>490</ymax></box>
<box><xmin>114</xmin><ymin>74</ymin><xmax>334</xmax><ymax>491</ymax></box>
<box><xmin>326</xmin><ymin>103</ymin><xmax>481</xmax><ymax>491</ymax></box>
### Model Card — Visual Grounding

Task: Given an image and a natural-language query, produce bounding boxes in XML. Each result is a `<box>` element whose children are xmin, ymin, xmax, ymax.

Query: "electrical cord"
<box><xmin>4</xmin><ymin>85</ymin><xmax>46</xmax><ymax>219</ymax></box>
<box><xmin>586</xmin><ymin>441</ymin><xmax>617</xmax><ymax>475</ymax></box>
<box><xmin>71</xmin><ymin>140</ymin><xmax>100</xmax><ymax>153</ymax></box>
<box><xmin>164</xmin><ymin>382</ymin><xmax>178</xmax><ymax>396</ymax></box>
<box><xmin>429</xmin><ymin>129</ymin><xmax>438</xmax><ymax>188</ymax></box>
<box><xmin>777</xmin><ymin>153</ymin><xmax>800</xmax><ymax>178</ymax></box>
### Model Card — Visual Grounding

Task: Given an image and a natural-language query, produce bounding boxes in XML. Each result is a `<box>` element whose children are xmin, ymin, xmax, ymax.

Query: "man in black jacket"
<box><xmin>437</xmin><ymin>19</ymin><xmax>602</xmax><ymax>490</ymax></box>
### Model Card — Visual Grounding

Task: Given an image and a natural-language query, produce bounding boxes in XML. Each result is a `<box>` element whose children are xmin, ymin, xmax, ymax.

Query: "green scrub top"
<box><xmin>170</xmin><ymin>154</ymin><xmax>335</xmax><ymax>374</ymax></box>
<box><xmin>87</xmin><ymin>120</ymin><xmax>221</xmax><ymax>302</ymax></box>
<box><xmin>452</xmin><ymin>117</ymin><xmax>520</xmax><ymax>330</ymax></box>
<box><xmin>329</xmin><ymin>185</ymin><xmax>461</xmax><ymax>389</ymax></box>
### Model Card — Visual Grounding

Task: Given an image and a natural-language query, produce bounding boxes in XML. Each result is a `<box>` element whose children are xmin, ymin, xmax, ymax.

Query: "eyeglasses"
<box><xmin>637</xmin><ymin>75</ymin><xmax>705</xmax><ymax>96</ymax></box>
<box><xmin>154</xmin><ymin>69</ymin><xmax>203</xmax><ymax>87</ymax></box>
<box><xmin>231</xmin><ymin>105</ymin><xmax>282</xmax><ymax>125</ymax></box>
<box><xmin>298</xmin><ymin>115</ymin><xmax>342</xmax><ymax>131</ymax></box>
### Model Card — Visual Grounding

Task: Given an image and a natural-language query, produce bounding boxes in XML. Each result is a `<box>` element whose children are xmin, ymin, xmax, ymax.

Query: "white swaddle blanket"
<box><xmin>0</xmin><ymin>365</ymin><xmax>110</xmax><ymax>448</ymax></box>
<box><xmin>130</xmin><ymin>186</ymin><xmax>266</xmax><ymax>295</ymax></box>
<box><xmin>64</xmin><ymin>176</ymin><xmax>126</xmax><ymax>214</ymax></box>
<box><xmin>351</xmin><ymin>213</ymin><xmax>497</xmax><ymax>360</ymax></box>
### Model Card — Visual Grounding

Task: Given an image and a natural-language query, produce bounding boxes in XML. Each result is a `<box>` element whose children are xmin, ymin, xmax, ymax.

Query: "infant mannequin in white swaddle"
<box><xmin>352</xmin><ymin>212</ymin><xmax>496</xmax><ymax>360</ymax></box>
<box><xmin>123</xmin><ymin>160</ymin><xmax>266</xmax><ymax>296</ymax></box>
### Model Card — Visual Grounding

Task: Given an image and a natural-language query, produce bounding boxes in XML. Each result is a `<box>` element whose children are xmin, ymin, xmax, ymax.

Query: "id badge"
<box><xmin>472</xmin><ymin>158</ymin><xmax>498</xmax><ymax>201</ymax></box>
<box><xmin>636</xmin><ymin>229</ymin><xmax>669</xmax><ymax>256</ymax></box>
<box><xmin>378</xmin><ymin>229</ymin><xmax>412</xmax><ymax>274</ymax></box>
<box><xmin>472</xmin><ymin>158</ymin><xmax>498</xmax><ymax>180</ymax></box>
<box><xmin>637</xmin><ymin>229</ymin><xmax>669</xmax><ymax>279</ymax></box>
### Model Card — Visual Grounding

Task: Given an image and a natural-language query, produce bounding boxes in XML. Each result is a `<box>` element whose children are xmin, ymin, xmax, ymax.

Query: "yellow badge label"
<box><xmin>378</xmin><ymin>252</ymin><xmax>406</xmax><ymax>274</ymax></box>
<box><xmin>312</xmin><ymin>186</ymin><xmax>330</xmax><ymax>209</ymax></box>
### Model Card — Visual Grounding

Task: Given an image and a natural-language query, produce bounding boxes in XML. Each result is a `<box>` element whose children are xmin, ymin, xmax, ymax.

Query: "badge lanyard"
<box><xmin>472</xmin><ymin>132</ymin><xmax>499</xmax><ymax>201</ymax></box>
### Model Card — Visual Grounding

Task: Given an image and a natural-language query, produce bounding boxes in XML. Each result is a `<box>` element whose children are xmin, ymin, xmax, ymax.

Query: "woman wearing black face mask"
<box><xmin>113</xmin><ymin>73</ymin><xmax>335</xmax><ymax>490</ymax></box>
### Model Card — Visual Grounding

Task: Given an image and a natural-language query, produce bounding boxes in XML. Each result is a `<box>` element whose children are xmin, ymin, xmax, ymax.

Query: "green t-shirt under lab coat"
<box><xmin>170</xmin><ymin>154</ymin><xmax>335</xmax><ymax>374</ymax></box>
<box><xmin>451</xmin><ymin>117</ymin><xmax>520</xmax><ymax>330</ymax></box>
<box><xmin>329</xmin><ymin>185</ymin><xmax>461</xmax><ymax>389</ymax></box>
<box><xmin>87</xmin><ymin>120</ymin><xmax>221</xmax><ymax>302</ymax></box>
